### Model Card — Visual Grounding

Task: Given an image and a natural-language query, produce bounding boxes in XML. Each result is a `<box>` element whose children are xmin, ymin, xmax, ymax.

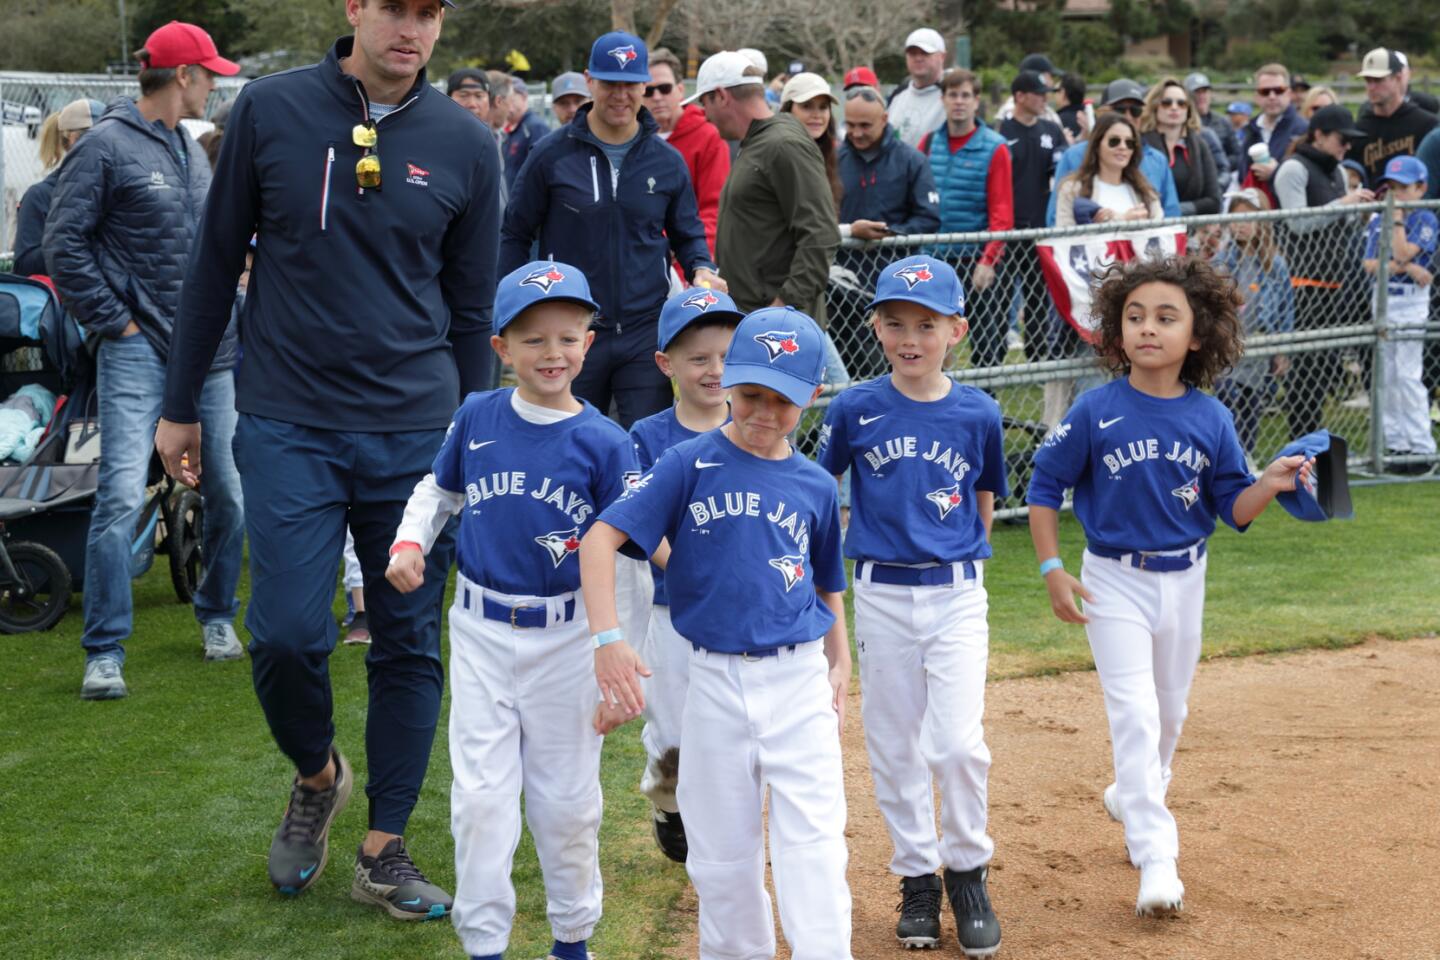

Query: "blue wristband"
<box><xmin>1039</xmin><ymin>557</ymin><xmax>1064</xmax><ymax>577</ymax></box>
<box><xmin>592</xmin><ymin>628</ymin><xmax>624</xmax><ymax>650</ymax></box>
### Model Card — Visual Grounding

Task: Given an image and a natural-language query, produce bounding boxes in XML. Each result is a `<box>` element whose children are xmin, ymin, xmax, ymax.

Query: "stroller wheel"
<box><xmin>0</xmin><ymin>541</ymin><xmax>72</xmax><ymax>634</ymax></box>
<box><xmin>166</xmin><ymin>488</ymin><xmax>204</xmax><ymax>604</ymax></box>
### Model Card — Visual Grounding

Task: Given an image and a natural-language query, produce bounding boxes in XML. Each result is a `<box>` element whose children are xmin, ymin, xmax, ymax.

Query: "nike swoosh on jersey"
<box><xmin>858</xmin><ymin>414</ymin><xmax>885</xmax><ymax>425</ymax></box>
<box><xmin>1098</xmin><ymin>417</ymin><xmax>1125</xmax><ymax>429</ymax></box>
<box><xmin>468</xmin><ymin>440</ymin><xmax>496</xmax><ymax>450</ymax></box>
<box><xmin>694</xmin><ymin>458</ymin><xmax>723</xmax><ymax>469</ymax></box>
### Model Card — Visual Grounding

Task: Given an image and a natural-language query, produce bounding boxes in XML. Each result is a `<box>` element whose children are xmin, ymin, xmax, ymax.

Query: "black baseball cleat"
<box><xmin>944</xmin><ymin>866</ymin><xmax>1001</xmax><ymax>959</ymax></box>
<box><xmin>895</xmin><ymin>873</ymin><xmax>943</xmax><ymax>949</ymax></box>
<box><xmin>652</xmin><ymin>807</ymin><xmax>688</xmax><ymax>863</ymax></box>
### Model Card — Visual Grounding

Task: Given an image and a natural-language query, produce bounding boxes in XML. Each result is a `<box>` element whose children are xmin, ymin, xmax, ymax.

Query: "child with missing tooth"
<box><xmin>1027</xmin><ymin>256</ymin><xmax>1313</xmax><ymax>920</ymax></box>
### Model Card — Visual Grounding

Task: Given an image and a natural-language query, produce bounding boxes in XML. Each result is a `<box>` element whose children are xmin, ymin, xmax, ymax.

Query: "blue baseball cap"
<box><xmin>721</xmin><ymin>307</ymin><xmax>826</xmax><ymax>407</ymax></box>
<box><xmin>1226</xmin><ymin>101</ymin><xmax>1253</xmax><ymax>116</ymax></box>
<box><xmin>588</xmin><ymin>31</ymin><xmax>650</xmax><ymax>83</ymax></box>
<box><xmin>1274</xmin><ymin>430</ymin><xmax>1353</xmax><ymax>522</ymax></box>
<box><xmin>868</xmin><ymin>255</ymin><xmax>966</xmax><ymax>316</ymax></box>
<box><xmin>1381</xmin><ymin>154</ymin><xmax>1428</xmax><ymax>186</ymax></box>
<box><xmin>493</xmin><ymin>261</ymin><xmax>601</xmax><ymax>335</ymax></box>
<box><xmin>658</xmin><ymin>287</ymin><xmax>745</xmax><ymax>351</ymax></box>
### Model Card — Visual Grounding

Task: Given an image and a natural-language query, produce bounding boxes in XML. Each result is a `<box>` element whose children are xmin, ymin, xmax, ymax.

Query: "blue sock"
<box><xmin>550</xmin><ymin>940</ymin><xmax>587</xmax><ymax>960</ymax></box>
<box><xmin>470</xmin><ymin>954</ymin><xmax>502</xmax><ymax>960</ymax></box>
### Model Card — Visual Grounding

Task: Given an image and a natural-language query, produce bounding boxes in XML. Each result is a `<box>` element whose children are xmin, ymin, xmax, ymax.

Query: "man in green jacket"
<box><xmin>690</xmin><ymin>51</ymin><xmax>840</xmax><ymax>323</ymax></box>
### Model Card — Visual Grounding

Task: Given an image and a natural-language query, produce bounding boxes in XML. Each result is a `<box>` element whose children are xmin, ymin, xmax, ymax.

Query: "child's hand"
<box><xmin>1259</xmin><ymin>453</ymin><xmax>1315</xmax><ymax>495</ymax></box>
<box><xmin>386</xmin><ymin>547</ymin><xmax>425</xmax><ymax>593</ymax></box>
<box><xmin>828</xmin><ymin>659</ymin><xmax>850</xmax><ymax>735</ymax></box>
<box><xmin>595</xmin><ymin>641</ymin><xmax>651</xmax><ymax>717</ymax></box>
<box><xmin>1044</xmin><ymin>568</ymin><xmax>1093</xmax><ymax>624</ymax></box>
<box><xmin>592</xmin><ymin>699</ymin><xmax>634</xmax><ymax>735</ymax></box>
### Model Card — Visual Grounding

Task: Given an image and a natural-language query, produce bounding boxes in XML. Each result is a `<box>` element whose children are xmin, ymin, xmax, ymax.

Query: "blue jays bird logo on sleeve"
<box><xmin>893</xmin><ymin>263</ymin><xmax>935</xmax><ymax>288</ymax></box>
<box><xmin>535</xmin><ymin>527</ymin><xmax>582</xmax><ymax>567</ymax></box>
<box><xmin>683</xmin><ymin>290</ymin><xmax>721</xmax><ymax>312</ymax></box>
<box><xmin>520</xmin><ymin>264</ymin><xmax>566</xmax><ymax>293</ymax></box>
<box><xmin>754</xmin><ymin>331</ymin><xmax>800</xmax><ymax>362</ymax></box>
<box><xmin>608</xmin><ymin>45</ymin><xmax>639</xmax><ymax>69</ymax></box>
<box><xmin>926</xmin><ymin>483</ymin><xmax>964</xmax><ymax>519</ymax></box>
<box><xmin>768</xmin><ymin>555</ymin><xmax>807</xmax><ymax>591</ymax></box>
<box><xmin>1171</xmin><ymin>476</ymin><xmax>1201</xmax><ymax>511</ymax></box>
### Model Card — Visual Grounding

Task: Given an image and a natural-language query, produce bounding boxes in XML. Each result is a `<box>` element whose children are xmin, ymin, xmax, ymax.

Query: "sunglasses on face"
<box><xmin>354</xmin><ymin>121</ymin><xmax>380</xmax><ymax>190</ymax></box>
<box><xmin>1159</xmin><ymin>97</ymin><xmax>1188</xmax><ymax>109</ymax></box>
<box><xmin>644</xmin><ymin>82</ymin><xmax>674</xmax><ymax>97</ymax></box>
<box><xmin>1105</xmin><ymin>135</ymin><xmax>1136</xmax><ymax>148</ymax></box>
<box><xmin>1257</xmin><ymin>86</ymin><xmax>1287</xmax><ymax>98</ymax></box>
<box><xmin>1116</xmin><ymin>104</ymin><xmax>1143</xmax><ymax>118</ymax></box>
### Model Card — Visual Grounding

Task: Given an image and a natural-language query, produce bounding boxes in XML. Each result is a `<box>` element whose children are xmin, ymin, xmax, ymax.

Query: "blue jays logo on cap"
<box><xmin>608</xmin><ymin>44</ymin><xmax>639</xmax><ymax>69</ymax></box>
<box><xmin>1383</xmin><ymin>154</ymin><xmax>1427</xmax><ymax>185</ymax></box>
<box><xmin>926</xmin><ymin>483</ymin><xmax>963</xmax><ymax>519</ymax></box>
<box><xmin>768</xmin><ymin>555</ymin><xmax>806</xmax><ymax>591</ymax></box>
<box><xmin>754</xmin><ymin>330</ymin><xmax>801</xmax><ymax>362</ymax></box>
<box><xmin>520</xmin><ymin>264</ymin><xmax>567</xmax><ymax>294</ymax></box>
<box><xmin>535</xmin><ymin>527</ymin><xmax>582</xmax><ymax>567</ymax></box>
<box><xmin>893</xmin><ymin>263</ymin><xmax>936</xmax><ymax>289</ymax></box>
<box><xmin>683</xmin><ymin>290</ymin><xmax>721</xmax><ymax>312</ymax></box>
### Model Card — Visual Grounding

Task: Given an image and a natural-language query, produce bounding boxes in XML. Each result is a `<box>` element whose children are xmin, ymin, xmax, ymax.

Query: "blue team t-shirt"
<box><xmin>817</xmin><ymin>377</ymin><xmax>1008</xmax><ymax>564</ymax></box>
<box><xmin>1026</xmin><ymin>378</ymin><xmax>1255</xmax><ymax>553</ymax></box>
<box><xmin>433</xmin><ymin>389</ymin><xmax>640</xmax><ymax>596</ymax></box>
<box><xmin>629</xmin><ymin>407</ymin><xmax>703</xmax><ymax>606</ymax></box>
<box><xmin>1364</xmin><ymin>209</ymin><xmax>1439</xmax><ymax>298</ymax></box>
<box><xmin>600</xmin><ymin>428</ymin><xmax>847</xmax><ymax>654</ymax></box>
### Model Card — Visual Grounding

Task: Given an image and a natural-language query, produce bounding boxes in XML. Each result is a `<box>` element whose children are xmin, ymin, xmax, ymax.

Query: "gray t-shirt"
<box><xmin>889</xmin><ymin>82</ymin><xmax>945</xmax><ymax>148</ymax></box>
<box><xmin>368</xmin><ymin>101</ymin><xmax>399</xmax><ymax>120</ymax></box>
<box><xmin>598</xmin><ymin>133</ymin><xmax>638</xmax><ymax>193</ymax></box>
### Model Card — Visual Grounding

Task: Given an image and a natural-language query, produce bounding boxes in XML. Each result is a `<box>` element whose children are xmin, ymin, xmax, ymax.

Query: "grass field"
<box><xmin>1</xmin><ymin>482</ymin><xmax>1435</xmax><ymax>959</ymax></box>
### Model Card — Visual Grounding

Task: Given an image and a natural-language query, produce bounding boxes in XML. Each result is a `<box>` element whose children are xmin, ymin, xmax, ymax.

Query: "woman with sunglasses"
<box><xmin>1139</xmin><ymin>77</ymin><xmax>1221</xmax><ymax>216</ymax></box>
<box><xmin>1054</xmin><ymin>113</ymin><xmax>1161</xmax><ymax>227</ymax></box>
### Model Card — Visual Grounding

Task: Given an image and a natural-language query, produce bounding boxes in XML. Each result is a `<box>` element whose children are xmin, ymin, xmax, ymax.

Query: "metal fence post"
<box><xmin>0</xmin><ymin>78</ymin><xmax>7</xmax><ymax>255</ymax></box>
<box><xmin>1370</xmin><ymin>191</ymin><xmax>1394</xmax><ymax>475</ymax></box>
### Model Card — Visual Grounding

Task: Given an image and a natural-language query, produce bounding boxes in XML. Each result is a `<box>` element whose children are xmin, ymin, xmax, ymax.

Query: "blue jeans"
<box><xmin>82</xmin><ymin>333</ymin><xmax>245</xmax><ymax>663</ymax></box>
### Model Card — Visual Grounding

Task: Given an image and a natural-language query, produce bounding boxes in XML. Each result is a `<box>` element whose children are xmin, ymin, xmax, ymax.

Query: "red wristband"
<box><xmin>389</xmin><ymin>541</ymin><xmax>422</xmax><ymax>556</ymax></box>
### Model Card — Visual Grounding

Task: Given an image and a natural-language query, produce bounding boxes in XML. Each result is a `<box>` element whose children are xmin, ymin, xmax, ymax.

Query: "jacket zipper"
<box><xmin>590</xmin><ymin>156</ymin><xmax>600</xmax><ymax>203</ymax></box>
<box><xmin>321</xmin><ymin>144</ymin><xmax>335</xmax><ymax>230</ymax></box>
<box><xmin>348</xmin><ymin>78</ymin><xmax>420</xmax><ymax>196</ymax></box>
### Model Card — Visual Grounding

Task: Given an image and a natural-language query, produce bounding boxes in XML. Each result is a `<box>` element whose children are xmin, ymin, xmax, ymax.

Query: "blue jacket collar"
<box><xmin>564</xmin><ymin>102</ymin><xmax>659</xmax><ymax>148</ymax></box>
<box><xmin>323</xmin><ymin>36</ymin><xmax>431</xmax><ymax>115</ymax></box>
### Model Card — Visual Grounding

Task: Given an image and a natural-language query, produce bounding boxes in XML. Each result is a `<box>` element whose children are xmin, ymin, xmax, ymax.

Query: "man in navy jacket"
<box><xmin>157</xmin><ymin>0</ymin><xmax>499</xmax><ymax>920</ymax></box>
<box><xmin>500</xmin><ymin>31</ymin><xmax>721</xmax><ymax>428</ymax></box>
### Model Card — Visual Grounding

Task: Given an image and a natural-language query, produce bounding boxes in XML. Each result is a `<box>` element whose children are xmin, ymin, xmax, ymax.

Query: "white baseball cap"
<box><xmin>682</xmin><ymin>50</ymin><xmax>763</xmax><ymax>104</ymax></box>
<box><xmin>737</xmin><ymin>47</ymin><xmax>768</xmax><ymax>75</ymax></box>
<box><xmin>781</xmin><ymin>72</ymin><xmax>838</xmax><ymax>108</ymax></box>
<box><xmin>904</xmin><ymin>28</ymin><xmax>946</xmax><ymax>55</ymax></box>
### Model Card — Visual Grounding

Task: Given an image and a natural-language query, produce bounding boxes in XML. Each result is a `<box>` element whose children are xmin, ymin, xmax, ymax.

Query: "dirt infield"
<box><xmin>666</xmin><ymin>636</ymin><xmax>1440</xmax><ymax>959</ymax></box>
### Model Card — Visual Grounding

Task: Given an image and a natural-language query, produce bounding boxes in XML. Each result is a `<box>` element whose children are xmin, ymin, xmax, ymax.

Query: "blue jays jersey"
<box><xmin>630</xmin><ymin>407</ymin><xmax>700</xmax><ymax>606</ymax></box>
<box><xmin>1026</xmin><ymin>378</ymin><xmax>1255</xmax><ymax>552</ymax></box>
<box><xmin>1364</xmin><ymin>210</ymin><xmax>1438</xmax><ymax>298</ymax></box>
<box><xmin>433</xmin><ymin>389</ymin><xmax>640</xmax><ymax>596</ymax></box>
<box><xmin>600</xmin><ymin>429</ymin><xmax>848</xmax><ymax>654</ymax></box>
<box><xmin>817</xmin><ymin>378</ymin><xmax>1008</xmax><ymax>563</ymax></box>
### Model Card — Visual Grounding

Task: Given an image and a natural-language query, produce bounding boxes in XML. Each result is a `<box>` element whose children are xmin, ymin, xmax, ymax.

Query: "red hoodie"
<box><xmin>665</xmin><ymin>104</ymin><xmax>730</xmax><ymax>256</ymax></box>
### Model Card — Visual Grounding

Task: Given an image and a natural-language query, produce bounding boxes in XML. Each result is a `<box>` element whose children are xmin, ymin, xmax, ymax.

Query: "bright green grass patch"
<box><xmin>0</xmin><ymin>483</ymin><xmax>1433</xmax><ymax>958</ymax></box>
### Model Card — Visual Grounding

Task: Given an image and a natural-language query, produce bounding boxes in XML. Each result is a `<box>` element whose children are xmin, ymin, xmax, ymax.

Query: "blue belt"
<box><xmin>692</xmin><ymin>641</ymin><xmax>798</xmax><ymax>661</ymax></box>
<box><xmin>462</xmin><ymin>586</ymin><xmax>576</xmax><ymax>628</ymax></box>
<box><xmin>1088</xmin><ymin>541</ymin><xmax>1207</xmax><ymax>573</ymax></box>
<box><xmin>856</xmin><ymin>560</ymin><xmax>976</xmax><ymax>586</ymax></box>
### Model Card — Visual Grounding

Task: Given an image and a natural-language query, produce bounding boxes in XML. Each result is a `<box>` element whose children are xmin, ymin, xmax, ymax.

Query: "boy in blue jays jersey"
<box><xmin>627</xmin><ymin>285</ymin><xmax>744</xmax><ymax>863</ymax></box>
<box><xmin>386</xmin><ymin>262</ymin><xmax>639</xmax><ymax>960</ymax></box>
<box><xmin>818</xmin><ymin>255</ymin><xmax>1006</xmax><ymax>958</ymax></box>
<box><xmin>1027</xmin><ymin>257</ymin><xmax>1312</xmax><ymax>921</ymax></box>
<box><xmin>580</xmin><ymin>307</ymin><xmax>856</xmax><ymax>960</ymax></box>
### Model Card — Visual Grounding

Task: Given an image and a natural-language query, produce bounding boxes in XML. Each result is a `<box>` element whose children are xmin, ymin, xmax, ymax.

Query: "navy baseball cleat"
<box><xmin>652</xmin><ymin>807</ymin><xmax>688</xmax><ymax>863</ymax></box>
<box><xmin>268</xmin><ymin>747</ymin><xmax>351</xmax><ymax>895</ymax></box>
<box><xmin>896</xmin><ymin>873</ymin><xmax>943</xmax><ymax>948</ymax></box>
<box><xmin>351</xmin><ymin>837</ymin><xmax>453</xmax><ymax>920</ymax></box>
<box><xmin>944</xmin><ymin>866</ymin><xmax>1001</xmax><ymax>959</ymax></box>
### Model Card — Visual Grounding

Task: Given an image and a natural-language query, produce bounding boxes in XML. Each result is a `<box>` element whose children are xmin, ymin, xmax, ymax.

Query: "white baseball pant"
<box><xmin>448</xmin><ymin>575</ymin><xmax>603</xmax><ymax>957</ymax></box>
<box><xmin>615</xmin><ymin>554</ymin><xmax>655</xmax><ymax>658</ymax></box>
<box><xmin>638</xmin><ymin>604</ymin><xmax>691</xmax><ymax>812</ymax></box>
<box><xmin>854</xmin><ymin>562</ymin><xmax>994</xmax><ymax>877</ymax></box>
<box><xmin>678</xmin><ymin>641</ymin><xmax>854</xmax><ymax>960</ymax></box>
<box><xmin>1381</xmin><ymin>295</ymin><xmax>1437</xmax><ymax>455</ymax></box>
<box><xmin>342</xmin><ymin>527</ymin><xmax>363</xmax><ymax>590</ymax></box>
<box><xmin>1081</xmin><ymin>548</ymin><xmax>1207</xmax><ymax>868</ymax></box>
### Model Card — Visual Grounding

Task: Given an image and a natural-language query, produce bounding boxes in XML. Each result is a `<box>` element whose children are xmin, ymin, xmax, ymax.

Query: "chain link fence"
<box><xmin>806</xmin><ymin>199</ymin><xmax>1440</xmax><ymax>518</ymax></box>
<box><xmin>1</xmin><ymin>73</ymin><xmax>247</xmax><ymax>251</ymax></box>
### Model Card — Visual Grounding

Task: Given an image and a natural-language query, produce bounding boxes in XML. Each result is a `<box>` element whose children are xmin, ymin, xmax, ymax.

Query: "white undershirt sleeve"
<box><xmin>393</xmin><ymin>473</ymin><xmax>465</xmax><ymax>554</ymax></box>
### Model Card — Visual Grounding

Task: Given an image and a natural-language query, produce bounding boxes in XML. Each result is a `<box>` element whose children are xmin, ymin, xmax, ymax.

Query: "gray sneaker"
<box><xmin>269</xmin><ymin>748</ymin><xmax>352</xmax><ymax>895</ymax></box>
<box><xmin>351</xmin><ymin>837</ymin><xmax>453</xmax><ymax>920</ymax></box>
<box><xmin>202</xmin><ymin>622</ymin><xmax>244</xmax><ymax>661</ymax></box>
<box><xmin>80</xmin><ymin>657</ymin><xmax>128</xmax><ymax>700</ymax></box>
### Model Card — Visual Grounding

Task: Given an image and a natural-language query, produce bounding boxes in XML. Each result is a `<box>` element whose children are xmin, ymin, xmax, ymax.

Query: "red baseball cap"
<box><xmin>140</xmin><ymin>21</ymin><xmax>240</xmax><ymax>76</ymax></box>
<box><xmin>843</xmin><ymin>66</ymin><xmax>880</xmax><ymax>89</ymax></box>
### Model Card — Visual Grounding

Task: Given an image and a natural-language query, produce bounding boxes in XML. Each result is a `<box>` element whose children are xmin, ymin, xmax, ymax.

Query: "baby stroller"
<box><xmin>0</xmin><ymin>274</ymin><xmax>203</xmax><ymax>633</ymax></box>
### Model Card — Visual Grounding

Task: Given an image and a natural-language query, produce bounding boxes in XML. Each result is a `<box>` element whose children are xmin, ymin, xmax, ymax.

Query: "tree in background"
<box><xmin>0</xmin><ymin>0</ymin><xmax>122</xmax><ymax>73</ymax></box>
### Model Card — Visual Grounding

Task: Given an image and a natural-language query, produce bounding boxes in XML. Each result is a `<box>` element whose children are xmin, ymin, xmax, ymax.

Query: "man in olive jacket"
<box><xmin>692</xmin><ymin>51</ymin><xmax>839</xmax><ymax>322</ymax></box>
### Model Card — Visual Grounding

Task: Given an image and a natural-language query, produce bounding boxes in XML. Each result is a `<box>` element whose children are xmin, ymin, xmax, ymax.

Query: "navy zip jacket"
<box><xmin>13</xmin><ymin>169</ymin><xmax>59</xmax><ymax>277</ymax></box>
<box><xmin>45</xmin><ymin>98</ymin><xmax>237</xmax><ymax>370</ymax></box>
<box><xmin>504</xmin><ymin>109</ymin><xmax>552</xmax><ymax>191</ymax></box>
<box><xmin>1240</xmin><ymin>105</ymin><xmax>1307</xmax><ymax>177</ymax></box>
<box><xmin>837</xmin><ymin>126</ymin><xmax>940</xmax><ymax>235</ymax></box>
<box><xmin>164</xmin><ymin>38</ymin><xmax>501</xmax><ymax>431</ymax></box>
<box><xmin>500</xmin><ymin>104</ymin><xmax>714</xmax><ymax>331</ymax></box>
